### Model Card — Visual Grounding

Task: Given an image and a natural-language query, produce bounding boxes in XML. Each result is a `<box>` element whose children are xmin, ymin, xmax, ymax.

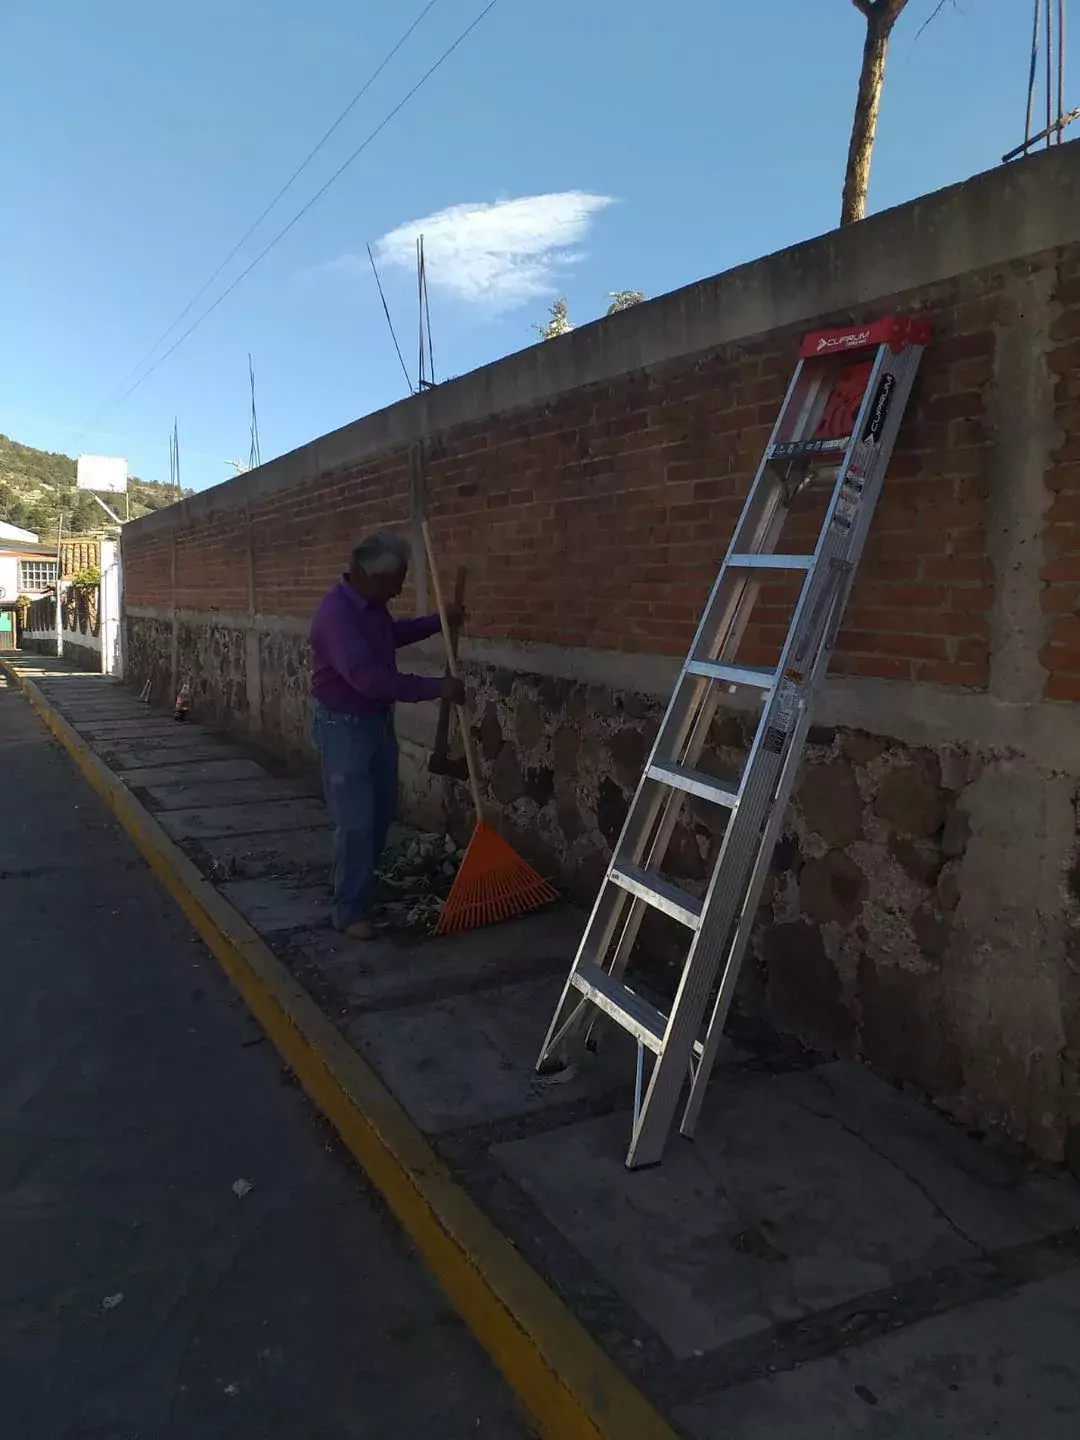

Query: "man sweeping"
<box><xmin>309</xmin><ymin>532</ymin><xmax>464</xmax><ymax>940</ymax></box>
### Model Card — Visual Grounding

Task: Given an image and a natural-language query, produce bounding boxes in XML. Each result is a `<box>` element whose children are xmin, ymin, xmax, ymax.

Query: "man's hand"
<box><xmin>444</xmin><ymin>602</ymin><xmax>467</xmax><ymax>631</ymax></box>
<box><xmin>440</xmin><ymin>675</ymin><xmax>467</xmax><ymax>707</ymax></box>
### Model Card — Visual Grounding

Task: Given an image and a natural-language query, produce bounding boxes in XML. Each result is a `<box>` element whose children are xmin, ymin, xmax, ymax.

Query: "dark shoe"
<box><xmin>342</xmin><ymin>918</ymin><xmax>376</xmax><ymax>941</ymax></box>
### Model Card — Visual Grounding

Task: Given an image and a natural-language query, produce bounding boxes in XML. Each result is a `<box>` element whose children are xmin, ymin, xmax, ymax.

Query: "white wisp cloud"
<box><xmin>367</xmin><ymin>191</ymin><xmax>615</xmax><ymax>310</ymax></box>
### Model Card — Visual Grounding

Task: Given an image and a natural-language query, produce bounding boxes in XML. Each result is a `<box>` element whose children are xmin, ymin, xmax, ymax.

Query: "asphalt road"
<box><xmin>0</xmin><ymin>670</ymin><xmax>528</xmax><ymax>1440</ymax></box>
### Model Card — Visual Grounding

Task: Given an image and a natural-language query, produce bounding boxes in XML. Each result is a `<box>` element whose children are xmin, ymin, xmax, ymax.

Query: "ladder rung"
<box><xmin>570</xmin><ymin>962</ymin><xmax>667</xmax><ymax>1053</ymax></box>
<box><xmin>727</xmin><ymin>553</ymin><xmax>815</xmax><ymax>571</ymax></box>
<box><xmin>768</xmin><ymin>438</ymin><xmax>850</xmax><ymax>461</ymax></box>
<box><xmin>610</xmin><ymin>862</ymin><xmax>703</xmax><ymax>929</ymax></box>
<box><xmin>687</xmin><ymin>660</ymin><xmax>775</xmax><ymax>691</ymax></box>
<box><xmin>647</xmin><ymin>761</ymin><xmax>738</xmax><ymax>809</ymax></box>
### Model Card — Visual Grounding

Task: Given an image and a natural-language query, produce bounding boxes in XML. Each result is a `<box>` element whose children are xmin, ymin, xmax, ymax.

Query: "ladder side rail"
<box><xmin>773</xmin><ymin>364</ymin><xmax>834</xmax><ymax>451</ymax></box>
<box><xmin>536</xmin><ymin>560</ymin><xmax>784</xmax><ymax>1067</ymax></box>
<box><xmin>601</xmin><ymin>444</ymin><xmax>818</xmax><ymax>988</ymax></box>
<box><xmin>681</xmin><ymin>340</ymin><xmax>927</xmax><ymax>1133</ymax></box>
<box><xmin>626</xmin><ymin>339</ymin><xmax>915</xmax><ymax>1167</ymax></box>
<box><xmin>681</xmin><ymin>579</ymin><xmax>849</xmax><ymax>1136</ymax></box>
<box><xmin>537</xmin><ymin>359</ymin><xmax>811</xmax><ymax>1073</ymax></box>
<box><xmin>535</xmin><ymin>655</ymin><xmax>727</xmax><ymax>1071</ymax></box>
<box><xmin>538</xmin><ymin>327</ymin><xmax>929</xmax><ymax>1161</ymax></box>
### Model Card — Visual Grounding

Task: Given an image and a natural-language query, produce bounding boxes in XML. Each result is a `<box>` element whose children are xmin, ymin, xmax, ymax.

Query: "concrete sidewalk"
<box><xmin>8</xmin><ymin>654</ymin><xmax>1080</xmax><ymax>1438</ymax></box>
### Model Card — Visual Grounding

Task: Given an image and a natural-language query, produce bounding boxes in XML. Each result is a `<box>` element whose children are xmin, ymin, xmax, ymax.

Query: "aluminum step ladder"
<box><xmin>536</xmin><ymin>314</ymin><xmax>932</xmax><ymax>1169</ymax></box>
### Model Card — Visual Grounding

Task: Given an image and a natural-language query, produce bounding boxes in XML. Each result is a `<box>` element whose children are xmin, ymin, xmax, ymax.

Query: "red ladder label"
<box><xmin>813</xmin><ymin>360</ymin><xmax>874</xmax><ymax>441</ymax></box>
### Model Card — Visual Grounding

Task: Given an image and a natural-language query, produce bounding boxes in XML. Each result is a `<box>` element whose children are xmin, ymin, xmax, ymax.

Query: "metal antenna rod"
<box><xmin>248</xmin><ymin>353</ymin><xmax>261</xmax><ymax>470</ymax></box>
<box><xmin>417</xmin><ymin>236</ymin><xmax>425</xmax><ymax>390</ymax></box>
<box><xmin>416</xmin><ymin>234</ymin><xmax>436</xmax><ymax>390</ymax></box>
<box><xmin>1006</xmin><ymin>0</ymin><xmax>1076</xmax><ymax>160</ymax></box>
<box><xmin>1058</xmin><ymin>0</ymin><xmax>1067</xmax><ymax>141</ymax></box>
<box><xmin>1047</xmin><ymin>0</ymin><xmax>1054</xmax><ymax>146</ymax></box>
<box><xmin>423</xmin><ymin>235</ymin><xmax>436</xmax><ymax>386</ymax></box>
<box><xmin>1026</xmin><ymin>0</ymin><xmax>1043</xmax><ymax>151</ymax></box>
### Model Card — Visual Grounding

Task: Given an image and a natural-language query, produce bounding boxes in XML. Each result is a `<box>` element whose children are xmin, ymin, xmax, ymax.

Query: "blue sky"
<box><xmin>0</xmin><ymin>0</ymin><xmax>1057</xmax><ymax>492</ymax></box>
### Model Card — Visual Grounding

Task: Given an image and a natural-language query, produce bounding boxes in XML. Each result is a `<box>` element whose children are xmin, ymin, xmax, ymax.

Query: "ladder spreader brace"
<box><xmin>536</xmin><ymin>314</ymin><xmax>932</xmax><ymax>1169</ymax></box>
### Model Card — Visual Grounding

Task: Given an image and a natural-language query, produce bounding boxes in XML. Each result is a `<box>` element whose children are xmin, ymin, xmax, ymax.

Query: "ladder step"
<box><xmin>610</xmin><ymin>862</ymin><xmax>703</xmax><ymax>929</ymax></box>
<box><xmin>768</xmin><ymin>438</ymin><xmax>850</xmax><ymax>461</ymax></box>
<box><xmin>647</xmin><ymin>761</ymin><xmax>738</xmax><ymax>809</ymax></box>
<box><xmin>727</xmin><ymin>553</ymin><xmax>815</xmax><ymax>571</ymax></box>
<box><xmin>570</xmin><ymin>961</ymin><xmax>667</xmax><ymax>1053</ymax></box>
<box><xmin>687</xmin><ymin>659</ymin><xmax>775</xmax><ymax>691</ymax></box>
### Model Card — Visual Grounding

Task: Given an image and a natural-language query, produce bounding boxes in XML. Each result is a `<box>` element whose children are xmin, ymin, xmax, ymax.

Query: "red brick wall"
<box><xmin>126</xmin><ymin>249</ymin><xmax>1080</xmax><ymax>700</ymax></box>
<box><xmin>123</xmin><ymin>528</ymin><xmax>171</xmax><ymax>609</ymax></box>
<box><xmin>417</xmin><ymin>270</ymin><xmax>999</xmax><ymax>688</ymax></box>
<box><xmin>249</xmin><ymin>458</ymin><xmax>408</xmax><ymax>620</ymax></box>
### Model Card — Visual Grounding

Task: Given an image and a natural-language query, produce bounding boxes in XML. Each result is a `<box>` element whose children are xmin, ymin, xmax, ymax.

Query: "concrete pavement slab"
<box><xmin>761</xmin><ymin>1063</ymin><xmax>1080</xmax><ymax>1250</ymax></box>
<box><xmin>144</xmin><ymin>775</ymin><xmax>319</xmax><ymax>810</ymax></box>
<box><xmin>48</xmin><ymin>702</ymin><xmax>149</xmax><ymax>719</ymax></box>
<box><xmin>159</xmin><ymin>798</ymin><xmax>329</xmax><ymax>839</ymax></box>
<box><xmin>217</xmin><ymin>877</ymin><xmax>331</xmax><ymax>933</ymax></box>
<box><xmin>120</xmin><ymin>757</ymin><xmax>272</xmax><ymax>787</ymax></box>
<box><xmin>674</xmin><ymin>1267</ymin><xmax>1080</xmax><ymax>1439</ymax></box>
<box><xmin>95</xmin><ymin>727</ymin><xmax>227</xmax><ymax>750</ymax></box>
<box><xmin>76</xmin><ymin>718</ymin><xmax>207</xmax><ymax>738</ymax></box>
<box><xmin>348</xmin><ymin>974</ymin><xmax>635</xmax><ymax>1134</ymax></box>
<box><xmin>36</xmin><ymin>686</ymin><xmax>122</xmax><ymax>705</ymax></box>
<box><xmin>292</xmin><ymin>905</ymin><xmax>583</xmax><ymax>1005</ymax></box>
<box><xmin>191</xmin><ymin>826</ymin><xmax>333</xmax><ymax>880</ymax></box>
<box><xmin>33</xmin><ymin>676</ymin><xmax>115</xmax><ymax>690</ymax></box>
<box><xmin>104</xmin><ymin>739</ymin><xmax>240</xmax><ymax>768</ymax></box>
<box><xmin>493</xmin><ymin>1064</ymin><xmax>1080</xmax><ymax>1360</ymax></box>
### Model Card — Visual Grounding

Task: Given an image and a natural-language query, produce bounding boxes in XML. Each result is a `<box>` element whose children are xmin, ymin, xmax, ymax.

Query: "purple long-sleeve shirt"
<box><xmin>309</xmin><ymin>578</ymin><xmax>443</xmax><ymax>716</ymax></box>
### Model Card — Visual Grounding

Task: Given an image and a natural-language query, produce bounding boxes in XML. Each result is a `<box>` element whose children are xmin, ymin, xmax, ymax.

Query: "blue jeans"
<box><xmin>309</xmin><ymin>702</ymin><xmax>398</xmax><ymax>930</ymax></box>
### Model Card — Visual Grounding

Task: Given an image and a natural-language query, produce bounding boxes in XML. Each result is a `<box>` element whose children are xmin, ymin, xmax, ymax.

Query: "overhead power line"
<box><xmin>367</xmin><ymin>244</ymin><xmax>413</xmax><ymax>395</ymax></box>
<box><xmin>74</xmin><ymin>0</ymin><xmax>445</xmax><ymax>443</ymax></box>
<box><xmin>103</xmin><ymin>0</ymin><xmax>499</xmax><ymax>415</ymax></box>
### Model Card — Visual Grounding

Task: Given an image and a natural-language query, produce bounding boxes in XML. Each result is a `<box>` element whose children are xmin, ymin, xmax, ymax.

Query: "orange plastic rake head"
<box><xmin>435</xmin><ymin>820</ymin><xmax>558</xmax><ymax>935</ymax></box>
<box><xmin>421</xmin><ymin>518</ymin><xmax>559</xmax><ymax>935</ymax></box>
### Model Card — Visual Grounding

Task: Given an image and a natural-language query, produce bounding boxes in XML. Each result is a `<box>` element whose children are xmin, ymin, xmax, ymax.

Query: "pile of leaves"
<box><xmin>372</xmin><ymin>830</ymin><xmax>465</xmax><ymax>933</ymax></box>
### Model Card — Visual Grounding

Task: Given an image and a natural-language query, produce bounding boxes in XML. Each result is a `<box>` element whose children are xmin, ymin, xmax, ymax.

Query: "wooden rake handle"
<box><xmin>421</xmin><ymin>519</ymin><xmax>484</xmax><ymax>824</ymax></box>
<box><xmin>430</xmin><ymin>564</ymin><xmax>467</xmax><ymax>779</ymax></box>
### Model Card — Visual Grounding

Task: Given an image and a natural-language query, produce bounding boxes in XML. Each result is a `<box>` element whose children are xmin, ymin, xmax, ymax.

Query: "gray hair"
<box><xmin>350</xmin><ymin>531</ymin><xmax>411</xmax><ymax>577</ymax></box>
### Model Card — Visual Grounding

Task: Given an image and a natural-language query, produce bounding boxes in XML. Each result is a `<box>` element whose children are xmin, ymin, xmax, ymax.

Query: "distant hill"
<box><xmin>0</xmin><ymin>433</ymin><xmax>192</xmax><ymax>538</ymax></box>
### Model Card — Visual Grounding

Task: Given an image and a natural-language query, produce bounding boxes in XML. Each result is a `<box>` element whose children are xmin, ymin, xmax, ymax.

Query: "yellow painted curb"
<box><xmin>2</xmin><ymin>660</ymin><xmax>679</xmax><ymax>1440</ymax></box>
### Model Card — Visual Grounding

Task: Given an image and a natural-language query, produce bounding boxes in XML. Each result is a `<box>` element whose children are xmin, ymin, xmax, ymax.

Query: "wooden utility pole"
<box><xmin>55</xmin><ymin>509</ymin><xmax>64</xmax><ymax>660</ymax></box>
<box><xmin>841</xmin><ymin>0</ymin><xmax>910</xmax><ymax>226</ymax></box>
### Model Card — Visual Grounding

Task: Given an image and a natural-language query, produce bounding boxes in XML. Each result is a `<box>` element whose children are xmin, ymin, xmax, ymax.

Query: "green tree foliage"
<box><xmin>0</xmin><ymin>433</ymin><xmax>76</xmax><ymax>493</ymax></box>
<box><xmin>535</xmin><ymin>289</ymin><xmax>647</xmax><ymax>339</ymax></box>
<box><xmin>534</xmin><ymin>297</ymin><xmax>573</xmax><ymax>341</ymax></box>
<box><xmin>128</xmin><ymin>476</ymin><xmax>185</xmax><ymax>514</ymax></box>
<box><xmin>71</xmin><ymin>564</ymin><xmax>102</xmax><ymax>590</ymax></box>
<box><xmin>606</xmin><ymin>291</ymin><xmax>645</xmax><ymax>314</ymax></box>
<box><xmin>0</xmin><ymin>432</ymin><xmax>192</xmax><ymax>537</ymax></box>
<box><xmin>69</xmin><ymin>491</ymin><xmax>102</xmax><ymax>532</ymax></box>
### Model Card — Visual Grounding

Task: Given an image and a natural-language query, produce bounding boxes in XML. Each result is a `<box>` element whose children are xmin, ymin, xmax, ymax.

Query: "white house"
<box><xmin>0</xmin><ymin>525</ymin><xmax>57</xmax><ymax>650</ymax></box>
<box><xmin>0</xmin><ymin>521</ymin><xmax>40</xmax><ymax>544</ymax></box>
